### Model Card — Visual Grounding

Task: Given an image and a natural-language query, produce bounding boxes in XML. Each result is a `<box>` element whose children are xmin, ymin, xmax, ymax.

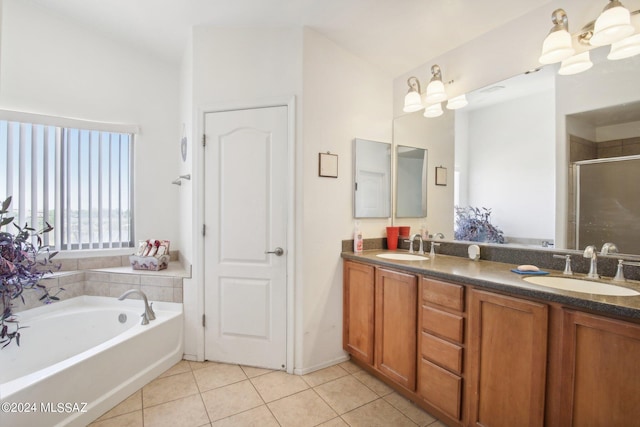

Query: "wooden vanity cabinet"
<box><xmin>342</xmin><ymin>261</ymin><xmax>418</xmax><ymax>391</ymax></box>
<box><xmin>343</xmin><ymin>260</ymin><xmax>375</xmax><ymax>365</ymax></box>
<box><xmin>375</xmin><ymin>268</ymin><xmax>418</xmax><ymax>391</ymax></box>
<box><xmin>466</xmin><ymin>289</ymin><xmax>548</xmax><ymax>427</ymax></box>
<box><xmin>343</xmin><ymin>257</ymin><xmax>640</xmax><ymax>427</ymax></box>
<box><xmin>418</xmin><ymin>277</ymin><xmax>465</xmax><ymax>423</ymax></box>
<box><xmin>558</xmin><ymin>310</ymin><xmax>640</xmax><ymax>426</ymax></box>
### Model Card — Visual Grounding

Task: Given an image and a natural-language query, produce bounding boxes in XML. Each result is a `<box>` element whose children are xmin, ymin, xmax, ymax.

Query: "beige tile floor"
<box><xmin>89</xmin><ymin>359</ymin><xmax>447</xmax><ymax>427</ymax></box>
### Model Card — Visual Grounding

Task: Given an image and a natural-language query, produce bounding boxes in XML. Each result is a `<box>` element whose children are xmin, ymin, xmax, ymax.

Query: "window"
<box><xmin>0</xmin><ymin>110</ymin><xmax>136</xmax><ymax>251</ymax></box>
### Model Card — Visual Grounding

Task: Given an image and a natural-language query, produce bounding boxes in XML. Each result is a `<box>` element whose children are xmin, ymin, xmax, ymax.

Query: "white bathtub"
<box><xmin>0</xmin><ymin>295</ymin><xmax>183</xmax><ymax>427</ymax></box>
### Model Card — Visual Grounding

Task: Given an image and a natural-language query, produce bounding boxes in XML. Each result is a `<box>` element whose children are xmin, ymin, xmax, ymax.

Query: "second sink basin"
<box><xmin>523</xmin><ymin>276</ymin><xmax>640</xmax><ymax>296</ymax></box>
<box><xmin>376</xmin><ymin>253</ymin><xmax>428</xmax><ymax>261</ymax></box>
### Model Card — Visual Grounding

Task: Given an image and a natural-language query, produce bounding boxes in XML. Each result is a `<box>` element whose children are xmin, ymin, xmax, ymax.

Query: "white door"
<box><xmin>203</xmin><ymin>106</ymin><xmax>288</xmax><ymax>370</ymax></box>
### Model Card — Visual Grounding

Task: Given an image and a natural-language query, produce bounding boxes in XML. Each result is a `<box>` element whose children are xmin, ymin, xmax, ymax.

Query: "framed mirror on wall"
<box><xmin>396</xmin><ymin>145</ymin><xmax>427</xmax><ymax>218</ymax></box>
<box><xmin>353</xmin><ymin>138</ymin><xmax>391</xmax><ymax>218</ymax></box>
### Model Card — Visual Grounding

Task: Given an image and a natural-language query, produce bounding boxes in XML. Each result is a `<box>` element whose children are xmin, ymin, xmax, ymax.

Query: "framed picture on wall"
<box><xmin>435</xmin><ymin>166</ymin><xmax>447</xmax><ymax>186</ymax></box>
<box><xmin>319</xmin><ymin>152</ymin><xmax>338</xmax><ymax>178</ymax></box>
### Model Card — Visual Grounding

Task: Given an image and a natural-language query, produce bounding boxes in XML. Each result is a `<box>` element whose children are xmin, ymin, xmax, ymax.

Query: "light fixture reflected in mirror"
<box><xmin>539</xmin><ymin>9</ymin><xmax>575</xmax><ymax>64</ymax></box>
<box><xmin>446</xmin><ymin>94</ymin><xmax>468</xmax><ymax>110</ymax></box>
<box><xmin>591</xmin><ymin>0</ymin><xmax>635</xmax><ymax>46</ymax></box>
<box><xmin>403</xmin><ymin>77</ymin><xmax>424</xmax><ymax>112</ymax></box>
<box><xmin>403</xmin><ymin>65</ymin><xmax>467</xmax><ymax>118</ymax></box>
<box><xmin>423</xmin><ymin>102</ymin><xmax>443</xmax><ymax>118</ymax></box>
<box><xmin>425</xmin><ymin>65</ymin><xmax>447</xmax><ymax>104</ymax></box>
<box><xmin>559</xmin><ymin>51</ymin><xmax>594</xmax><ymax>75</ymax></box>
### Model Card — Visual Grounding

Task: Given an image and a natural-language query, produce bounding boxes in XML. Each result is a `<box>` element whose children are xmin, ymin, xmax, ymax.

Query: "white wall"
<box><xmin>596</xmin><ymin>121</ymin><xmax>640</xmax><ymax>142</ymax></box>
<box><xmin>178</xmin><ymin>33</ymin><xmax>197</xmax><ymax>358</ymax></box>
<box><xmin>296</xmin><ymin>29</ymin><xmax>392</xmax><ymax>372</ymax></box>
<box><xmin>462</xmin><ymin>90</ymin><xmax>555</xmax><ymax>242</ymax></box>
<box><xmin>300</xmin><ymin>28</ymin><xmax>392</xmax><ymax>372</ymax></box>
<box><xmin>0</xmin><ymin>0</ymin><xmax>180</xmax><ymax>249</ymax></box>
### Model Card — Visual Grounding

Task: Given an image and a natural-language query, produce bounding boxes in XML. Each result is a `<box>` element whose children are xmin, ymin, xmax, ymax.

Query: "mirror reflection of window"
<box><xmin>396</xmin><ymin>145</ymin><xmax>427</xmax><ymax>218</ymax></box>
<box><xmin>354</xmin><ymin>139</ymin><xmax>391</xmax><ymax>218</ymax></box>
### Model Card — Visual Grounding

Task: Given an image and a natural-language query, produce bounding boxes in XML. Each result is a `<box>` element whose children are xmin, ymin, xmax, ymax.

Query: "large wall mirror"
<box><xmin>396</xmin><ymin>145</ymin><xmax>427</xmax><ymax>218</ymax></box>
<box><xmin>394</xmin><ymin>45</ymin><xmax>640</xmax><ymax>256</ymax></box>
<box><xmin>353</xmin><ymin>138</ymin><xmax>391</xmax><ymax>218</ymax></box>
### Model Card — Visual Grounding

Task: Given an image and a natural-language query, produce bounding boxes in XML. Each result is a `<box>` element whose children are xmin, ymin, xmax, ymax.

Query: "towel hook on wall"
<box><xmin>172</xmin><ymin>174</ymin><xmax>191</xmax><ymax>186</ymax></box>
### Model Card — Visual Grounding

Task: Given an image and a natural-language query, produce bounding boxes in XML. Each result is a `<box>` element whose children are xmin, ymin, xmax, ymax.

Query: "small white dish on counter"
<box><xmin>468</xmin><ymin>244</ymin><xmax>480</xmax><ymax>261</ymax></box>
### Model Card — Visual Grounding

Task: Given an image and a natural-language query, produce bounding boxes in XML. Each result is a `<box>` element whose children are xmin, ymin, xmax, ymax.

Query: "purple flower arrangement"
<box><xmin>1</xmin><ymin>196</ymin><xmax>59</xmax><ymax>348</ymax></box>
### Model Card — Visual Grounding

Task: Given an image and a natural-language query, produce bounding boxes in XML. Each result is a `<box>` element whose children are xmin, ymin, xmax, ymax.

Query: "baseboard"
<box><xmin>293</xmin><ymin>354</ymin><xmax>350</xmax><ymax>375</ymax></box>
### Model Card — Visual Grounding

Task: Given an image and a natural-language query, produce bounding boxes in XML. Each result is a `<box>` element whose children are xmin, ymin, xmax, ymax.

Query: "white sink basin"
<box><xmin>376</xmin><ymin>253</ymin><xmax>428</xmax><ymax>261</ymax></box>
<box><xmin>523</xmin><ymin>276</ymin><xmax>640</xmax><ymax>296</ymax></box>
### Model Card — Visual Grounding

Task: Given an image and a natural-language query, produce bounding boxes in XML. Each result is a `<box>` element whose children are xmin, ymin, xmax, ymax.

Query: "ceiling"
<box><xmin>25</xmin><ymin>0</ymin><xmax>553</xmax><ymax>77</ymax></box>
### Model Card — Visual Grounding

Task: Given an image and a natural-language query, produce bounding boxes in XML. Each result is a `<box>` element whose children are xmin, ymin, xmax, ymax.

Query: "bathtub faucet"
<box><xmin>118</xmin><ymin>290</ymin><xmax>156</xmax><ymax>325</ymax></box>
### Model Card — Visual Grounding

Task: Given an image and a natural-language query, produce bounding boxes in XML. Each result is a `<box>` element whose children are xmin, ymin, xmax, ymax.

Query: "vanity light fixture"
<box><xmin>558</xmin><ymin>51</ymin><xmax>594</xmax><ymax>75</ymax></box>
<box><xmin>590</xmin><ymin>0</ymin><xmax>635</xmax><ymax>46</ymax></box>
<box><xmin>423</xmin><ymin>102</ymin><xmax>443</xmax><ymax>118</ymax></box>
<box><xmin>539</xmin><ymin>9</ymin><xmax>575</xmax><ymax>64</ymax></box>
<box><xmin>540</xmin><ymin>5</ymin><xmax>640</xmax><ymax>75</ymax></box>
<box><xmin>424</xmin><ymin>65</ymin><xmax>447</xmax><ymax>104</ymax></box>
<box><xmin>403</xmin><ymin>77</ymin><xmax>425</xmax><ymax>112</ymax></box>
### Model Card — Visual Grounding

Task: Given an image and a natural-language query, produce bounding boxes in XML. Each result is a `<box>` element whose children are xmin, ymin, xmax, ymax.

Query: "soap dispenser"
<box><xmin>353</xmin><ymin>221</ymin><xmax>363</xmax><ymax>253</ymax></box>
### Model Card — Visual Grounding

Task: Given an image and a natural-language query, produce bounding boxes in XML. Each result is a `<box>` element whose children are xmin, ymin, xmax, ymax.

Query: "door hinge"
<box><xmin>202</xmin><ymin>314</ymin><xmax>206</xmax><ymax>327</ymax></box>
<box><xmin>355</xmin><ymin>182</ymin><xmax>358</xmax><ymax>191</ymax></box>
<box><xmin>202</xmin><ymin>224</ymin><xmax>206</xmax><ymax>236</ymax></box>
<box><xmin>202</xmin><ymin>134</ymin><xmax>206</xmax><ymax>147</ymax></box>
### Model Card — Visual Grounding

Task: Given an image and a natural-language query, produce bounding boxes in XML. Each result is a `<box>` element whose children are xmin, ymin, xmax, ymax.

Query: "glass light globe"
<box><xmin>403</xmin><ymin>91</ymin><xmax>424</xmax><ymax>112</ymax></box>
<box><xmin>446</xmin><ymin>94</ymin><xmax>469</xmax><ymax>110</ymax></box>
<box><xmin>423</xmin><ymin>103</ymin><xmax>443</xmax><ymax>118</ymax></box>
<box><xmin>608</xmin><ymin>33</ymin><xmax>640</xmax><ymax>60</ymax></box>
<box><xmin>425</xmin><ymin>80</ymin><xmax>447</xmax><ymax>104</ymax></box>
<box><xmin>591</xmin><ymin>4</ymin><xmax>635</xmax><ymax>46</ymax></box>
<box><xmin>558</xmin><ymin>52</ymin><xmax>593</xmax><ymax>75</ymax></box>
<box><xmin>539</xmin><ymin>30</ymin><xmax>575</xmax><ymax>64</ymax></box>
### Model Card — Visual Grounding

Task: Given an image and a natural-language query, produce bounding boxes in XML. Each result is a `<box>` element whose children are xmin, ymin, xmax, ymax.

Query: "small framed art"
<box><xmin>319</xmin><ymin>152</ymin><xmax>338</xmax><ymax>178</ymax></box>
<box><xmin>435</xmin><ymin>166</ymin><xmax>447</xmax><ymax>186</ymax></box>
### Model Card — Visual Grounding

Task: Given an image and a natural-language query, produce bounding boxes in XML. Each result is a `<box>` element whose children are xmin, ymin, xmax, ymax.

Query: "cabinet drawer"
<box><xmin>419</xmin><ymin>359</ymin><xmax>462</xmax><ymax>421</ymax></box>
<box><xmin>420</xmin><ymin>332</ymin><xmax>463</xmax><ymax>374</ymax></box>
<box><xmin>422</xmin><ymin>306</ymin><xmax>464</xmax><ymax>343</ymax></box>
<box><xmin>422</xmin><ymin>278</ymin><xmax>464</xmax><ymax>311</ymax></box>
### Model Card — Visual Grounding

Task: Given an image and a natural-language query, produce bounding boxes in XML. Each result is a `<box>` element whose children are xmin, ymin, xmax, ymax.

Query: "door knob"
<box><xmin>265</xmin><ymin>247</ymin><xmax>284</xmax><ymax>256</ymax></box>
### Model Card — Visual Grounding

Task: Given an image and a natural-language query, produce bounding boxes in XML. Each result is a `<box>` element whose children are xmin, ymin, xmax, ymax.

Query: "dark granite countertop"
<box><xmin>342</xmin><ymin>249</ymin><xmax>640</xmax><ymax>321</ymax></box>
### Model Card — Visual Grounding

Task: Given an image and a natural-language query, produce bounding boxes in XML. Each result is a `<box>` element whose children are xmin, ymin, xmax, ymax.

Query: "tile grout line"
<box><xmin>93</xmin><ymin>359</ymin><xmax>440</xmax><ymax>426</ymax></box>
<box><xmin>242</xmin><ymin>364</ymin><xmax>284</xmax><ymax>425</ymax></box>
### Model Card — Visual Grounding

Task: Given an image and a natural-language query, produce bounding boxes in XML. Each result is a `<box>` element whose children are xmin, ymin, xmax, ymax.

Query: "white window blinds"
<box><xmin>0</xmin><ymin>111</ymin><xmax>136</xmax><ymax>250</ymax></box>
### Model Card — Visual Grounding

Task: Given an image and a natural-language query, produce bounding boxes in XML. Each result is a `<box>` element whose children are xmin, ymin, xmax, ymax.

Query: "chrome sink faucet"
<box><xmin>583</xmin><ymin>245</ymin><xmax>599</xmax><ymax>279</ymax></box>
<box><xmin>553</xmin><ymin>254</ymin><xmax>573</xmax><ymax>275</ymax></box>
<box><xmin>614</xmin><ymin>259</ymin><xmax>640</xmax><ymax>282</ymax></box>
<box><xmin>118</xmin><ymin>289</ymin><xmax>156</xmax><ymax>325</ymax></box>
<box><xmin>406</xmin><ymin>233</ymin><xmax>424</xmax><ymax>255</ymax></box>
<box><xmin>601</xmin><ymin>242</ymin><xmax>619</xmax><ymax>256</ymax></box>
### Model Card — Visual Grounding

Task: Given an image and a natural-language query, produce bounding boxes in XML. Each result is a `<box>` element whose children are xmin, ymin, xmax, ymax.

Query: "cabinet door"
<box><xmin>467</xmin><ymin>290</ymin><xmax>548</xmax><ymax>427</ymax></box>
<box><xmin>343</xmin><ymin>261</ymin><xmax>375</xmax><ymax>365</ymax></box>
<box><xmin>375</xmin><ymin>268</ymin><xmax>418</xmax><ymax>390</ymax></box>
<box><xmin>560</xmin><ymin>310</ymin><xmax>640</xmax><ymax>426</ymax></box>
